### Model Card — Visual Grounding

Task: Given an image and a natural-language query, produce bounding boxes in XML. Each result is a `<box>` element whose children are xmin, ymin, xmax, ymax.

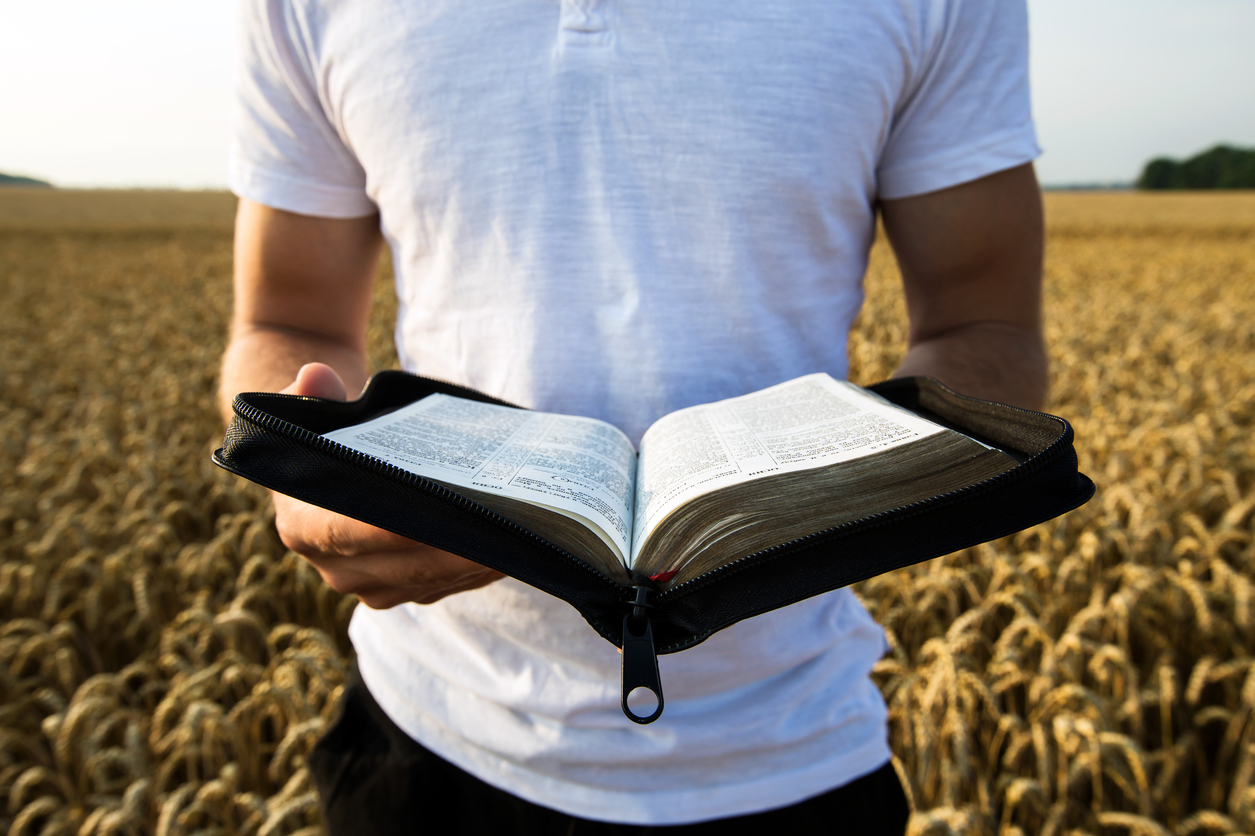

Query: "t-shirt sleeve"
<box><xmin>876</xmin><ymin>0</ymin><xmax>1040</xmax><ymax>200</ymax></box>
<box><xmin>229</xmin><ymin>0</ymin><xmax>375</xmax><ymax>218</ymax></box>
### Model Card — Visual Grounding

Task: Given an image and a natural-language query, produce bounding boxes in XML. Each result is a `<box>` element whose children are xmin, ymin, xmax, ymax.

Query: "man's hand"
<box><xmin>273</xmin><ymin>363</ymin><xmax>504</xmax><ymax>608</ymax></box>
<box><xmin>880</xmin><ymin>163</ymin><xmax>1047</xmax><ymax>411</ymax></box>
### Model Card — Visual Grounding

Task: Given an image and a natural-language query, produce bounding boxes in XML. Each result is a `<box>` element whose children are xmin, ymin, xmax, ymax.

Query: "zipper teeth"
<box><xmin>654</xmin><ymin>416</ymin><xmax>1074</xmax><ymax>605</ymax></box>
<box><xmin>231</xmin><ymin>396</ymin><xmax>628</xmax><ymax>595</ymax></box>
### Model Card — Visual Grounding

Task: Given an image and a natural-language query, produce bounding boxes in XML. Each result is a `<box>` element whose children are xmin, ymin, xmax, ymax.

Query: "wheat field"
<box><xmin>2</xmin><ymin>189</ymin><xmax>1253</xmax><ymax>835</ymax></box>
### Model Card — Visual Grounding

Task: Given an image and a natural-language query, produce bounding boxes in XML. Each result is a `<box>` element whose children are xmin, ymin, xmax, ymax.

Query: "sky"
<box><xmin>1</xmin><ymin>0</ymin><xmax>1252</xmax><ymax>189</ymax></box>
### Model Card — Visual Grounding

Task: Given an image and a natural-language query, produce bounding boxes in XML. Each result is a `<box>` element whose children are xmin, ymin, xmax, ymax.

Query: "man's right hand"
<box><xmin>269</xmin><ymin>365</ymin><xmax>506</xmax><ymax>609</ymax></box>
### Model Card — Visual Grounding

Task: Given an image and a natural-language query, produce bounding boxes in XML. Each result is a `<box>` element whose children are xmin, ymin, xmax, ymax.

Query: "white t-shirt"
<box><xmin>230</xmin><ymin>0</ymin><xmax>1039</xmax><ymax>824</ymax></box>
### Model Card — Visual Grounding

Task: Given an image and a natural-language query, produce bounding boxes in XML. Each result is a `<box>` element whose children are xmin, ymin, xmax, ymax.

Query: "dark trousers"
<box><xmin>310</xmin><ymin>673</ymin><xmax>911</xmax><ymax>835</ymax></box>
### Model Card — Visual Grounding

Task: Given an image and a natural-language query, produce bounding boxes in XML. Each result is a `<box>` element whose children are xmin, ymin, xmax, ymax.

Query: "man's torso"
<box><xmin>231</xmin><ymin>0</ymin><xmax>1036</xmax><ymax>822</ymax></box>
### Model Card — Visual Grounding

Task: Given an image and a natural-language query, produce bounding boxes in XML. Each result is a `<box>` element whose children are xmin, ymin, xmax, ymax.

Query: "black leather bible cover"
<box><xmin>214</xmin><ymin>372</ymin><xmax>1094</xmax><ymax>722</ymax></box>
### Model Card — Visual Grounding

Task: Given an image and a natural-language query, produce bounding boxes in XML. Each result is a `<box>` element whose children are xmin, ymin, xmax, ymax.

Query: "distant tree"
<box><xmin>0</xmin><ymin>172</ymin><xmax>53</xmax><ymax>188</ymax></box>
<box><xmin>1139</xmin><ymin>158</ymin><xmax>1177</xmax><ymax>190</ymax></box>
<box><xmin>1138</xmin><ymin>145</ymin><xmax>1255</xmax><ymax>190</ymax></box>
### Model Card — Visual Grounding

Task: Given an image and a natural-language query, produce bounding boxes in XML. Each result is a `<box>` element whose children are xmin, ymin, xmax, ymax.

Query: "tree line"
<box><xmin>1138</xmin><ymin>144</ymin><xmax>1255</xmax><ymax>190</ymax></box>
<box><xmin>0</xmin><ymin>172</ymin><xmax>53</xmax><ymax>188</ymax></box>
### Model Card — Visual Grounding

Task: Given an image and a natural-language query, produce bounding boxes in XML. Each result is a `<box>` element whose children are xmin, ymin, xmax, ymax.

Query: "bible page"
<box><xmin>324</xmin><ymin>395</ymin><xmax>638</xmax><ymax>564</ymax></box>
<box><xmin>629</xmin><ymin>374</ymin><xmax>945</xmax><ymax>564</ymax></box>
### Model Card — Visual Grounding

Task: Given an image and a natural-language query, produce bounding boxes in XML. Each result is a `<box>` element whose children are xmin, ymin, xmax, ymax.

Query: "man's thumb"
<box><xmin>286</xmin><ymin>363</ymin><xmax>349</xmax><ymax>401</ymax></box>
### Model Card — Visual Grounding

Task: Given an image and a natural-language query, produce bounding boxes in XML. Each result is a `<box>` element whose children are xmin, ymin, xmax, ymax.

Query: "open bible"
<box><xmin>323</xmin><ymin>374</ymin><xmax>1016</xmax><ymax>589</ymax></box>
<box><xmin>215</xmin><ymin>371</ymin><xmax>1093</xmax><ymax>723</ymax></box>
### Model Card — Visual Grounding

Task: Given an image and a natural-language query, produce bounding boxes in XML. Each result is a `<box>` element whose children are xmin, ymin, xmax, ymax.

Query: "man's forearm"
<box><xmin>218</xmin><ymin>324</ymin><xmax>369</xmax><ymax>424</ymax></box>
<box><xmin>220</xmin><ymin>200</ymin><xmax>382</xmax><ymax>424</ymax></box>
<box><xmin>892</xmin><ymin>320</ymin><xmax>1048</xmax><ymax>411</ymax></box>
<box><xmin>880</xmin><ymin>165</ymin><xmax>1047</xmax><ymax>412</ymax></box>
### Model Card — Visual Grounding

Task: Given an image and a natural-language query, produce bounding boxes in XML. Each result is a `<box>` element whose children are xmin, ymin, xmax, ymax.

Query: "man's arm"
<box><xmin>879</xmin><ymin>163</ymin><xmax>1047</xmax><ymax>411</ymax></box>
<box><xmin>220</xmin><ymin>198</ymin><xmax>503</xmax><ymax>607</ymax></box>
<box><xmin>219</xmin><ymin>198</ymin><xmax>381</xmax><ymax>410</ymax></box>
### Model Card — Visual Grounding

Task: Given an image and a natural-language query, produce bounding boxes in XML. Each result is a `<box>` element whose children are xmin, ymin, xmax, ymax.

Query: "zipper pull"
<box><xmin>621</xmin><ymin>586</ymin><xmax>664</xmax><ymax>724</ymax></box>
